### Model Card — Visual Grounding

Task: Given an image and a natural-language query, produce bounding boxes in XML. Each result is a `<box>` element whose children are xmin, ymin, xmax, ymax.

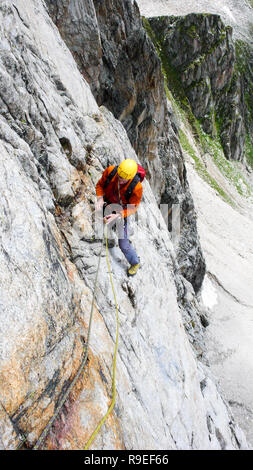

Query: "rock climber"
<box><xmin>95</xmin><ymin>159</ymin><xmax>145</xmax><ymax>276</ymax></box>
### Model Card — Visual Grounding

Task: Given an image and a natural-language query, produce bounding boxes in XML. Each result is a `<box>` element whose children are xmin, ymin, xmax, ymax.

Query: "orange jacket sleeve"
<box><xmin>96</xmin><ymin>166</ymin><xmax>115</xmax><ymax>197</ymax></box>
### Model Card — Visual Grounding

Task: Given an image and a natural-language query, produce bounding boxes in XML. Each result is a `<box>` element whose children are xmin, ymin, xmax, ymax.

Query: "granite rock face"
<box><xmin>45</xmin><ymin>0</ymin><xmax>206</xmax><ymax>299</ymax></box>
<box><xmin>0</xmin><ymin>0</ymin><xmax>248</xmax><ymax>450</ymax></box>
<box><xmin>45</xmin><ymin>0</ymin><xmax>102</xmax><ymax>98</ymax></box>
<box><xmin>148</xmin><ymin>14</ymin><xmax>245</xmax><ymax>162</ymax></box>
<box><xmin>45</xmin><ymin>0</ymin><xmax>166</xmax><ymax>196</ymax></box>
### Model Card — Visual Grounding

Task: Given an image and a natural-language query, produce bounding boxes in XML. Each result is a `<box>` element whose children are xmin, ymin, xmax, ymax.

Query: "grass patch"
<box><xmin>179</xmin><ymin>129</ymin><xmax>236</xmax><ymax>206</ymax></box>
<box><xmin>245</xmin><ymin>134</ymin><xmax>253</xmax><ymax>168</ymax></box>
<box><xmin>200</xmin><ymin>131</ymin><xmax>252</xmax><ymax>197</ymax></box>
<box><xmin>143</xmin><ymin>16</ymin><xmax>252</xmax><ymax>200</ymax></box>
<box><xmin>142</xmin><ymin>17</ymin><xmax>189</xmax><ymax>106</ymax></box>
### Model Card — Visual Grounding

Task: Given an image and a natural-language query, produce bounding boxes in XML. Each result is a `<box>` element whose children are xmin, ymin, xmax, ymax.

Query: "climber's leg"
<box><xmin>118</xmin><ymin>218</ymin><xmax>139</xmax><ymax>268</ymax></box>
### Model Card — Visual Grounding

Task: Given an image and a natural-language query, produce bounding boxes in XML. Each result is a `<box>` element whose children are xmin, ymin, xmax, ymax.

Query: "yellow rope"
<box><xmin>33</xmin><ymin>233</ymin><xmax>104</xmax><ymax>450</ymax></box>
<box><xmin>84</xmin><ymin>224</ymin><xmax>119</xmax><ymax>450</ymax></box>
<box><xmin>28</xmin><ymin>222</ymin><xmax>118</xmax><ymax>451</ymax></box>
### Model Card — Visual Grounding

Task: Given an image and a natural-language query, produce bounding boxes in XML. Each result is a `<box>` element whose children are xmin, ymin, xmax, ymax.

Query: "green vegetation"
<box><xmin>143</xmin><ymin>16</ymin><xmax>252</xmax><ymax>202</ymax></box>
<box><xmin>186</xmin><ymin>24</ymin><xmax>198</xmax><ymax>39</ymax></box>
<box><xmin>235</xmin><ymin>40</ymin><xmax>253</xmax><ymax>116</ymax></box>
<box><xmin>180</xmin><ymin>108</ymin><xmax>251</xmax><ymax>198</ymax></box>
<box><xmin>245</xmin><ymin>134</ymin><xmax>253</xmax><ymax>167</ymax></box>
<box><xmin>142</xmin><ymin>17</ymin><xmax>187</xmax><ymax>105</ymax></box>
<box><xmin>234</xmin><ymin>39</ymin><xmax>253</xmax><ymax>170</ymax></box>
<box><xmin>201</xmin><ymin>132</ymin><xmax>251</xmax><ymax>197</ymax></box>
<box><xmin>142</xmin><ymin>17</ymin><xmax>159</xmax><ymax>48</ymax></box>
<box><xmin>179</xmin><ymin>129</ymin><xmax>235</xmax><ymax>206</ymax></box>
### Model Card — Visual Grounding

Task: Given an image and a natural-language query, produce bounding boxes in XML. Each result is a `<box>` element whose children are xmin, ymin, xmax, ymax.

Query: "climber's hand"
<box><xmin>103</xmin><ymin>213</ymin><xmax>121</xmax><ymax>225</ymax></box>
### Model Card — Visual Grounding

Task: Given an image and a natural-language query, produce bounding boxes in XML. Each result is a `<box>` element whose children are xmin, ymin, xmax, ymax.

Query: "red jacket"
<box><xmin>96</xmin><ymin>165</ymin><xmax>143</xmax><ymax>218</ymax></box>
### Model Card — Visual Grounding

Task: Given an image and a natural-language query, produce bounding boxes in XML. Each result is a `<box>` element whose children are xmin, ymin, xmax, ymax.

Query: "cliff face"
<box><xmin>0</xmin><ymin>0</ymin><xmax>249</xmax><ymax>450</ymax></box>
<box><xmin>138</xmin><ymin>1</ymin><xmax>253</xmax><ymax>170</ymax></box>
<box><xmin>45</xmin><ymin>0</ymin><xmax>206</xmax><ymax>296</ymax></box>
<box><xmin>45</xmin><ymin>0</ymin><xmax>166</xmax><ymax>194</ymax></box>
<box><xmin>137</xmin><ymin>0</ymin><xmax>253</xmax><ymax>42</ymax></box>
<box><xmin>147</xmin><ymin>14</ymin><xmax>245</xmax><ymax>162</ymax></box>
<box><xmin>137</xmin><ymin>0</ymin><xmax>253</xmax><ymax>447</ymax></box>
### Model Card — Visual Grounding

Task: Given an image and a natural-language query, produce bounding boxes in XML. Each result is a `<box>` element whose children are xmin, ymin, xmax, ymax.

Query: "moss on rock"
<box><xmin>144</xmin><ymin>13</ymin><xmax>246</xmax><ymax>162</ymax></box>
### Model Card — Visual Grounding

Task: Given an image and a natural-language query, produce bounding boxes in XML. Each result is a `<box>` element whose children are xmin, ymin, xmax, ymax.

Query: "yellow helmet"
<box><xmin>117</xmin><ymin>159</ymin><xmax>138</xmax><ymax>180</ymax></box>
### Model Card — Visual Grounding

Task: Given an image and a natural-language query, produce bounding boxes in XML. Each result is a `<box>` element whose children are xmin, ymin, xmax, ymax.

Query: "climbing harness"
<box><xmin>31</xmin><ymin>223</ymin><xmax>119</xmax><ymax>450</ymax></box>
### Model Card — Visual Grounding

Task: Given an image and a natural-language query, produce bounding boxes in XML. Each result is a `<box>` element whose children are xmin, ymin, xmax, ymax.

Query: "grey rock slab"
<box><xmin>0</xmin><ymin>0</ymin><xmax>248</xmax><ymax>450</ymax></box>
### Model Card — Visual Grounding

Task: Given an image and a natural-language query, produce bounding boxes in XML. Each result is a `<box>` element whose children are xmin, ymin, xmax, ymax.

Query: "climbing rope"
<box><xmin>84</xmin><ymin>223</ymin><xmax>119</xmax><ymax>450</ymax></box>
<box><xmin>32</xmin><ymin>223</ymin><xmax>119</xmax><ymax>450</ymax></box>
<box><xmin>33</xmin><ymin>229</ymin><xmax>104</xmax><ymax>450</ymax></box>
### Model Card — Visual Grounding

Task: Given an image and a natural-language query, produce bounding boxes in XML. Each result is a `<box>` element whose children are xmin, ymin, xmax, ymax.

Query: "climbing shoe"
<box><xmin>127</xmin><ymin>263</ymin><xmax>140</xmax><ymax>277</ymax></box>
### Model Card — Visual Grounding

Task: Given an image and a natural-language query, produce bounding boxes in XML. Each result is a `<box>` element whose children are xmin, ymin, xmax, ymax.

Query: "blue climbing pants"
<box><xmin>118</xmin><ymin>217</ymin><xmax>139</xmax><ymax>266</ymax></box>
<box><xmin>103</xmin><ymin>202</ymin><xmax>139</xmax><ymax>266</ymax></box>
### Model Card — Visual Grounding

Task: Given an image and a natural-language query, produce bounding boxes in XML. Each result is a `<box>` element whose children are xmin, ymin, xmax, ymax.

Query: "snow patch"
<box><xmin>201</xmin><ymin>276</ymin><xmax>218</xmax><ymax>310</ymax></box>
<box><xmin>222</xmin><ymin>5</ymin><xmax>236</xmax><ymax>23</ymax></box>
